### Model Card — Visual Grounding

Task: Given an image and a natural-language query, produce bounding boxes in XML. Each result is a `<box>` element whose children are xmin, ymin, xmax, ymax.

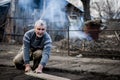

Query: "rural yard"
<box><xmin>0</xmin><ymin>0</ymin><xmax>120</xmax><ymax>80</ymax></box>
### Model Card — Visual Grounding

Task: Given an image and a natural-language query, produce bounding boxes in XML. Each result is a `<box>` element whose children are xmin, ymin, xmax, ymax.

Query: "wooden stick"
<box><xmin>25</xmin><ymin>71</ymin><xmax>71</xmax><ymax>80</ymax></box>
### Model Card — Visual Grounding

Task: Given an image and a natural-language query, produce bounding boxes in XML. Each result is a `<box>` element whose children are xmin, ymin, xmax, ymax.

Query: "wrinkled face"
<box><xmin>35</xmin><ymin>25</ymin><xmax>46</xmax><ymax>37</ymax></box>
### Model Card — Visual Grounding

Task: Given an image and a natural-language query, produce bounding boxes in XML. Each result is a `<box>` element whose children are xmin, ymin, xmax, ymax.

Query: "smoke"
<box><xmin>41</xmin><ymin>0</ymin><xmax>68</xmax><ymax>28</ymax></box>
<box><xmin>18</xmin><ymin>0</ymin><xmax>89</xmax><ymax>40</ymax></box>
<box><xmin>18</xmin><ymin>0</ymin><xmax>68</xmax><ymax>27</ymax></box>
<box><xmin>69</xmin><ymin>25</ymin><xmax>88</xmax><ymax>40</ymax></box>
<box><xmin>18</xmin><ymin>0</ymin><xmax>35</xmax><ymax>12</ymax></box>
<box><xmin>17</xmin><ymin>0</ymin><xmax>36</xmax><ymax>28</ymax></box>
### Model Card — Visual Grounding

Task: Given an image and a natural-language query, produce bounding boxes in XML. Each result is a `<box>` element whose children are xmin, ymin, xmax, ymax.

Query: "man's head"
<box><xmin>34</xmin><ymin>20</ymin><xmax>47</xmax><ymax>37</ymax></box>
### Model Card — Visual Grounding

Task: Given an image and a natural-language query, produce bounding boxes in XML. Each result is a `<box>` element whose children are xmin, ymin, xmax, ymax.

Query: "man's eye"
<box><xmin>42</xmin><ymin>29</ymin><xmax>45</xmax><ymax>30</ymax></box>
<box><xmin>37</xmin><ymin>28</ymin><xmax>45</xmax><ymax>30</ymax></box>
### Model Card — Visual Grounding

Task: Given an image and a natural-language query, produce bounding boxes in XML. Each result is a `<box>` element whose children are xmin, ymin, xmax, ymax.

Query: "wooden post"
<box><xmin>5</xmin><ymin>0</ymin><xmax>16</xmax><ymax>43</ymax></box>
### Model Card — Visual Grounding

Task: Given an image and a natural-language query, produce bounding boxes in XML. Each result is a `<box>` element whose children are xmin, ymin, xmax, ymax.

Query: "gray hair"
<box><xmin>34</xmin><ymin>20</ymin><xmax>47</xmax><ymax>28</ymax></box>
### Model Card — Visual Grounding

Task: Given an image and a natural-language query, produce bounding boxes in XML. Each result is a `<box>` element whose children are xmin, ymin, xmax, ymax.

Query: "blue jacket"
<box><xmin>23</xmin><ymin>29</ymin><xmax>52</xmax><ymax>67</ymax></box>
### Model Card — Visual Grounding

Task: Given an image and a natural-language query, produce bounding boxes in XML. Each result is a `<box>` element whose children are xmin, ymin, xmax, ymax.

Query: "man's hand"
<box><xmin>34</xmin><ymin>64</ymin><xmax>43</xmax><ymax>73</ymax></box>
<box><xmin>25</xmin><ymin>64</ymin><xmax>32</xmax><ymax>72</ymax></box>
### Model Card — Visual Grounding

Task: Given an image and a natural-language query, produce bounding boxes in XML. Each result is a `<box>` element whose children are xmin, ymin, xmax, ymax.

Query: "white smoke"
<box><xmin>18</xmin><ymin>0</ymin><xmax>35</xmax><ymax>12</ymax></box>
<box><xmin>69</xmin><ymin>25</ymin><xmax>88</xmax><ymax>39</ymax></box>
<box><xmin>41</xmin><ymin>0</ymin><xmax>68</xmax><ymax>28</ymax></box>
<box><xmin>18</xmin><ymin>0</ymin><xmax>89</xmax><ymax>40</ymax></box>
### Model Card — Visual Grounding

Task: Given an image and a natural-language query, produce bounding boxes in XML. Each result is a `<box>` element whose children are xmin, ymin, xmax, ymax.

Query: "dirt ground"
<box><xmin>0</xmin><ymin>66</ymin><xmax>120</xmax><ymax>80</ymax></box>
<box><xmin>0</xmin><ymin>44</ymin><xmax>120</xmax><ymax>80</ymax></box>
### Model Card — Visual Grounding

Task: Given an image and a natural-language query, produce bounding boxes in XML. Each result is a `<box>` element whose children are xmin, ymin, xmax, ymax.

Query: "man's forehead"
<box><xmin>35</xmin><ymin>24</ymin><xmax>46</xmax><ymax>27</ymax></box>
<box><xmin>35</xmin><ymin>25</ymin><xmax>46</xmax><ymax>29</ymax></box>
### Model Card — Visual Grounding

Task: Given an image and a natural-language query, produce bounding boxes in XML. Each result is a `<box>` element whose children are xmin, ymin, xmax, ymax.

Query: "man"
<box><xmin>13</xmin><ymin>20</ymin><xmax>52</xmax><ymax>73</ymax></box>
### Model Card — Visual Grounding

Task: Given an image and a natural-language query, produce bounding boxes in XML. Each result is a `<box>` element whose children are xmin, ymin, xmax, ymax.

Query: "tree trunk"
<box><xmin>81</xmin><ymin>0</ymin><xmax>91</xmax><ymax>21</ymax></box>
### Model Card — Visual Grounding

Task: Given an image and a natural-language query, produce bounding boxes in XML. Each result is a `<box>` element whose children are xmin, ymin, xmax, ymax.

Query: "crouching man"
<box><xmin>13</xmin><ymin>20</ymin><xmax>52</xmax><ymax>73</ymax></box>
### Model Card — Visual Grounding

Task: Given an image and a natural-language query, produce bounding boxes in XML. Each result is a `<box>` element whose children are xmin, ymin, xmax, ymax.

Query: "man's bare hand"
<box><xmin>25</xmin><ymin>64</ymin><xmax>32</xmax><ymax>72</ymax></box>
<box><xmin>34</xmin><ymin>64</ymin><xmax>43</xmax><ymax>73</ymax></box>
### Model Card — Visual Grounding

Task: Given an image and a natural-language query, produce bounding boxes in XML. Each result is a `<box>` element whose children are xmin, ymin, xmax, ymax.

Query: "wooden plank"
<box><xmin>25</xmin><ymin>71</ymin><xmax>71</xmax><ymax>80</ymax></box>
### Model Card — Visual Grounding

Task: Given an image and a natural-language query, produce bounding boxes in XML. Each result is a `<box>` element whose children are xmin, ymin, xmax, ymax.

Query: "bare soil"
<box><xmin>0</xmin><ymin>66</ymin><xmax>120</xmax><ymax>80</ymax></box>
<box><xmin>0</xmin><ymin>44</ymin><xmax>120</xmax><ymax>80</ymax></box>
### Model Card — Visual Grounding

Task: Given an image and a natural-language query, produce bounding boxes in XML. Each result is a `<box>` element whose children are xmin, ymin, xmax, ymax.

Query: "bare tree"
<box><xmin>91</xmin><ymin>0</ymin><xmax>120</xmax><ymax>20</ymax></box>
<box><xmin>81</xmin><ymin>0</ymin><xmax>91</xmax><ymax>21</ymax></box>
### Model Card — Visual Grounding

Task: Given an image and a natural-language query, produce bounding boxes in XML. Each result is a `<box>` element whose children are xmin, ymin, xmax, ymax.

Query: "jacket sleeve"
<box><xmin>23</xmin><ymin>32</ymin><xmax>31</xmax><ymax>64</ymax></box>
<box><xmin>40</xmin><ymin>35</ymin><xmax>52</xmax><ymax>67</ymax></box>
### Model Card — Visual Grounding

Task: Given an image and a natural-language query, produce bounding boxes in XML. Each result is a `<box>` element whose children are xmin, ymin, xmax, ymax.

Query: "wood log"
<box><xmin>25</xmin><ymin>71</ymin><xmax>71</xmax><ymax>80</ymax></box>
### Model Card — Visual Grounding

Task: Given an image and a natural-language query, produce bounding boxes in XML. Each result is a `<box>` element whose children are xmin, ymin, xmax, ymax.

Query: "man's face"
<box><xmin>35</xmin><ymin>25</ymin><xmax>46</xmax><ymax>37</ymax></box>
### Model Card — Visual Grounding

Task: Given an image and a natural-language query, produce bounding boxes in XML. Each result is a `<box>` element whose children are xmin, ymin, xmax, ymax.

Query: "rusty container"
<box><xmin>84</xmin><ymin>20</ymin><xmax>102</xmax><ymax>41</ymax></box>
